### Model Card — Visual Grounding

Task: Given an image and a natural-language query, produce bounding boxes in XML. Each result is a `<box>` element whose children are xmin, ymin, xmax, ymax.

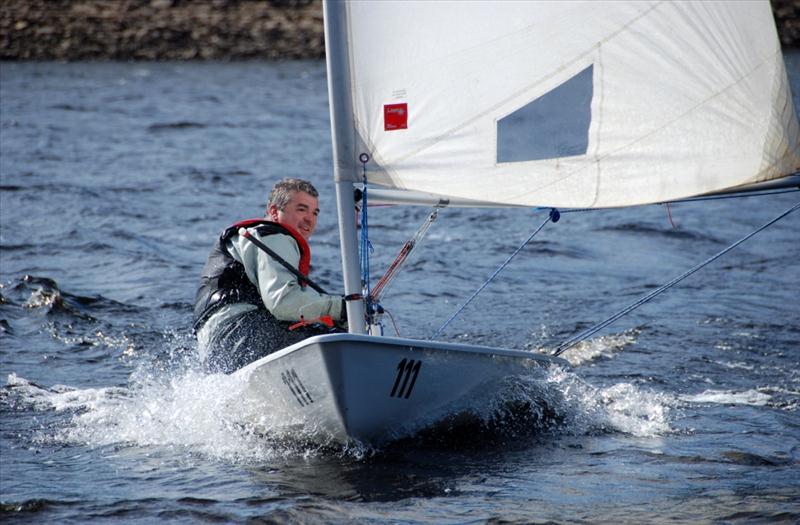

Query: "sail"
<box><xmin>331</xmin><ymin>0</ymin><xmax>799</xmax><ymax>208</ymax></box>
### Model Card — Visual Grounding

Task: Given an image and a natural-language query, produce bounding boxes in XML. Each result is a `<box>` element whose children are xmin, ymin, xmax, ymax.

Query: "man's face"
<box><xmin>269</xmin><ymin>191</ymin><xmax>319</xmax><ymax>240</ymax></box>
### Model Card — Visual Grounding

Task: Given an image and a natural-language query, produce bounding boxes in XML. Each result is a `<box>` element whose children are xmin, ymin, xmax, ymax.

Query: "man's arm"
<box><xmin>228</xmin><ymin>230</ymin><xmax>343</xmax><ymax>322</ymax></box>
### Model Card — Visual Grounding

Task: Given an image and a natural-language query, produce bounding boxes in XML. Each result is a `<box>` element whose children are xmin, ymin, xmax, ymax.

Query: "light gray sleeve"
<box><xmin>227</xmin><ymin>229</ymin><xmax>343</xmax><ymax>322</ymax></box>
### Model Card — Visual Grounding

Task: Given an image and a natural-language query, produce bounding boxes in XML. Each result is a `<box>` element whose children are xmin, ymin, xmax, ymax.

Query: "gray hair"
<box><xmin>268</xmin><ymin>178</ymin><xmax>319</xmax><ymax>211</ymax></box>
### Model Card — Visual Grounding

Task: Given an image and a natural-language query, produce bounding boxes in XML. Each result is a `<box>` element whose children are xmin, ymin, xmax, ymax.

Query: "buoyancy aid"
<box><xmin>193</xmin><ymin>219</ymin><xmax>311</xmax><ymax>331</ymax></box>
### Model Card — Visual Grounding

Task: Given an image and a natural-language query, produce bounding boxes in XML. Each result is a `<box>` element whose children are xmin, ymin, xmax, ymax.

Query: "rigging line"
<box><xmin>536</xmin><ymin>206</ymin><xmax>594</xmax><ymax>214</ymax></box>
<box><xmin>431</xmin><ymin>209</ymin><xmax>559</xmax><ymax>340</ymax></box>
<box><xmin>661</xmin><ymin>187</ymin><xmax>800</xmax><ymax>205</ymax></box>
<box><xmin>537</xmin><ymin>187</ymin><xmax>800</xmax><ymax>216</ymax></box>
<box><xmin>552</xmin><ymin>200</ymin><xmax>800</xmax><ymax>357</ymax></box>
<box><xmin>383</xmin><ymin>307</ymin><xmax>402</xmax><ymax>336</ymax></box>
<box><xmin>359</xmin><ymin>156</ymin><xmax>373</xmax><ymax>301</ymax></box>
<box><xmin>371</xmin><ymin>206</ymin><xmax>441</xmax><ymax>301</ymax></box>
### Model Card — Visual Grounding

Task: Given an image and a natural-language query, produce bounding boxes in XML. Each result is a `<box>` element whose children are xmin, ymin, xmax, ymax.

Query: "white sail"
<box><xmin>333</xmin><ymin>0</ymin><xmax>799</xmax><ymax>208</ymax></box>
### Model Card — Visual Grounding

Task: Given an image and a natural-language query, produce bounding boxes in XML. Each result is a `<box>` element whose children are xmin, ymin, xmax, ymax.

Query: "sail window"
<box><xmin>497</xmin><ymin>65</ymin><xmax>593</xmax><ymax>163</ymax></box>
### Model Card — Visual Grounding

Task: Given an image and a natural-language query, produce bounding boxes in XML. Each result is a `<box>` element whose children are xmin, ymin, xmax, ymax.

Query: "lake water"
<box><xmin>1</xmin><ymin>52</ymin><xmax>799</xmax><ymax>523</ymax></box>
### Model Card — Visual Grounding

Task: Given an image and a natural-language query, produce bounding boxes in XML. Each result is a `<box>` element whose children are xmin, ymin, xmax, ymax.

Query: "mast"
<box><xmin>324</xmin><ymin>0</ymin><xmax>366</xmax><ymax>334</ymax></box>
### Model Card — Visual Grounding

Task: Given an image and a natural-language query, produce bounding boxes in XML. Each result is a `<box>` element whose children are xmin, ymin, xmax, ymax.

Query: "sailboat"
<box><xmin>232</xmin><ymin>0</ymin><xmax>800</xmax><ymax>446</ymax></box>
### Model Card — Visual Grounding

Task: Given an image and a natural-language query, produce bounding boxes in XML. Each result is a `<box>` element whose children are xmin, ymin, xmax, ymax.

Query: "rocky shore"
<box><xmin>1</xmin><ymin>0</ymin><xmax>798</xmax><ymax>61</ymax></box>
<box><xmin>1</xmin><ymin>0</ymin><xmax>324</xmax><ymax>60</ymax></box>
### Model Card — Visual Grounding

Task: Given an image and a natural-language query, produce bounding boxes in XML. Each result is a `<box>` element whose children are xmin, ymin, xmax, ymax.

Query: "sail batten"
<box><xmin>333</xmin><ymin>0</ymin><xmax>799</xmax><ymax>208</ymax></box>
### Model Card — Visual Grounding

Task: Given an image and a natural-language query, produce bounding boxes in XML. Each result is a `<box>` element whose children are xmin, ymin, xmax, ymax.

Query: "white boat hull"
<box><xmin>232</xmin><ymin>333</ymin><xmax>567</xmax><ymax>446</ymax></box>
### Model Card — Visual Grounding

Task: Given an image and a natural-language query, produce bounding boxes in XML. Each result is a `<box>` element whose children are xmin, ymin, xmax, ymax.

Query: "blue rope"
<box><xmin>431</xmin><ymin>209</ymin><xmax>560</xmax><ymax>339</ymax></box>
<box><xmin>359</xmin><ymin>169</ymin><xmax>373</xmax><ymax>301</ymax></box>
<box><xmin>552</xmin><ymin>200</ymin><xmax>800</xmax><ymax>357</ymax></box>
<box><xmin>358</xmin><ymin>154</ymin><xmax>376</xmax><ymax>326</ymax></box>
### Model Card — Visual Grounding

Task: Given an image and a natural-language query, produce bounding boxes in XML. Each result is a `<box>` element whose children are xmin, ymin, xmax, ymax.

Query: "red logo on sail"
<box><xmin>384</xmin><ymin>103</ymin><xmax>408</xmax><ymax>131</ymax></box>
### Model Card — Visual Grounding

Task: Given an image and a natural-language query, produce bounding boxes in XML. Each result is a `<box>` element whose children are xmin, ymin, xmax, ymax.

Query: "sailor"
<box><xmin>193</xmin><ymin>178</ymin><xmax>346</xmax><ymax>373</ymax></box>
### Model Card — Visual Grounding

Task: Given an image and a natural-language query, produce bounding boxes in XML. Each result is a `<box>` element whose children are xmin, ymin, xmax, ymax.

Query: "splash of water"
<box><xmin>5</xmin><ymin>372</ymin><xmax>285</xmax><ymax>463</ymax></box>
<box><xmin>3</xmin><ymin>332</ymin><xmax>673</xmax><ymax>461</ymax></box>
<box><xmin>543</xmin><ymin>366</ymin><xmax>672</xmax><ymax>437</ymax></box>
<box><xmin>554</xmin><ymin>328</ymin><xmax>640</xmax><ymax>367</ymax></box>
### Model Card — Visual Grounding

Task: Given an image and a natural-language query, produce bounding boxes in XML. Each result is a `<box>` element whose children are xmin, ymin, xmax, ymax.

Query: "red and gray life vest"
<box><xmin>193</xmin><ymin>219</ymin><xmax>310</xmax><ymax>331</ymax></box>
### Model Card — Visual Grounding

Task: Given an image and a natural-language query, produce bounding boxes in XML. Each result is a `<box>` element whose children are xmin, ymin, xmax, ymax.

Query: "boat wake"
<box><xmin>1</xmin><ymin>273</ymin><xmax>671</xmax><ymax>458</ymax></box>
<box><xmin>679</xmin><ymin>389</ymin><xmax>773</xmax><ymax>407</ymax></box>
<box><xmin>2</xmin><ymin>347</ymin><xmax>673</xmax><ymax>462</ymax></box>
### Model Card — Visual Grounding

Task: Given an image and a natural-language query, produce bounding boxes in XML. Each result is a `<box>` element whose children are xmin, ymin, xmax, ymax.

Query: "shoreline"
<box><xmin>1</xmin><ymin>0</ymin><xmax>798</xmax><ymax>61</ymax></box>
